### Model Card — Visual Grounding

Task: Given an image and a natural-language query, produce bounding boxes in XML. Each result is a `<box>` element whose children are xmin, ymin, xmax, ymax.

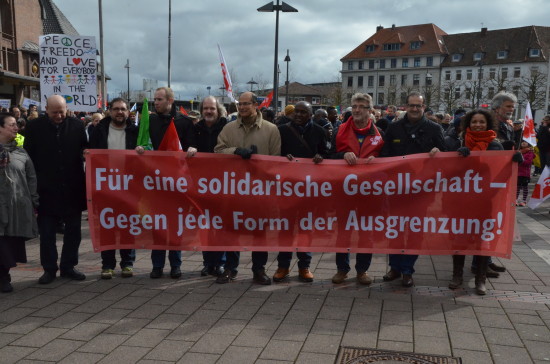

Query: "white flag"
<box><xmin>217</xmin><ymin>44</ymin><xmax>235</xmax><ymax>102</ymax></box>
<box><xmin>522</xmin><ymin>101</ymin><xmax>536</xmax><ymax>146</ymax></box>
<box><xmin>528</xmin><ymin>166</ymin><xmax>550</xmax><ymax>209</ymax></box>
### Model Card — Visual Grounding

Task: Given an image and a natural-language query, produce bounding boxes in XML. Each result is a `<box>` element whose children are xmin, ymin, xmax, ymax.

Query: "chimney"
<box><xmin>376</xmin><ymin>25</ymin><xmax>384</xmax><ymax>32</ymax></box>
<box><xmin>481</xmin><ymin>27</ymin><xmax>487</xmax><ymax>36</ymax></box>
<box><xmin>391</xmin><ymin>24</ymin><xmax>396</xmax><ymax>30</ymax></box>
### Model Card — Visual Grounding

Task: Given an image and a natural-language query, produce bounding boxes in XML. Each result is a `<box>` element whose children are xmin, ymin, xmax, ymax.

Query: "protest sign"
<box><xmin>22</xmin><ymin>97</ymin><xmax>40</xmax><ymax>110</ymax></box>
<box><xmin>86</xmin><ymin>150</ymin><xmax>517</xmax><ymax>258</ymax></box>
<box><xmin>39</xmin><ymin>34</ymin><xmax>97</xmax><ymax>112</ymax></box>
<box><xmin>0</xmin><ymin>99</ymin><xmax>10</xmax><ymax>109</ymax></box>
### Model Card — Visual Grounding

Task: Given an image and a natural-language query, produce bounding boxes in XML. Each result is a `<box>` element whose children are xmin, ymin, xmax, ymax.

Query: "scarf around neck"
<box><xmin>464</xmin><ymin>127</ymin><xmax>496</xmax><ymax>151</ymax></box>
<box><xmin>336</xmin><ymin>117</ymin><xmax>383</xmax><ymax>158</ymax></box>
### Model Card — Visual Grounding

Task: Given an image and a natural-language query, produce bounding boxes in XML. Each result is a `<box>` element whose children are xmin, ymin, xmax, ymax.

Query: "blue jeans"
<box><xmin>471</xmin><ymin>255</ymin><xmax>493</xmax><ymax>269</ymax></box>
<box><xmin>388</xmin><ymin>254</ymin><xmax>418</xmax><ymax>275</ymax></box>
<box><xmin>202</xmin><ymin>251</ymin><xmax>226</xmax><ymax>268</ymax></box>
<box><xmin>277</xmin><ymin>252</ymin><xmax>312</xmax><ymax>269</ymax></box>
<box><xmin>38</xmin><ymin>213</ymin><xmax>82</xmax><ymax>273</ymax></box>
<box><xmin>336</xmin><ymin>253</ymin><xmax>372</xmax><ymax>273</ymax></box>
<box><xmin>151</xmin><ymin>250</ymin><xmax>181</xmax><ymax>269</ymax></box>
<box><xmin>223</xmin><ymin>251</ymin><xmax>268</xmax><ymax>273</ymax></box>
<box><xmin>101</xmin><ymin>249</ymin><xmax>136</xmax><ymax>270</ymax></box>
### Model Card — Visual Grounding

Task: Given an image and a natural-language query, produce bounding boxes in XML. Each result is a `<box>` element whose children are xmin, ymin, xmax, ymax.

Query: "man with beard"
<box><xmin>380</xmin><ymin>91</ymin><xmax>446</xmax><ymax>287</ymax></box>
<box><xmin>492</xmin><ymin>91</ymin><xmax>517</xmax><ymax>143</ymax></box>
<box><xmin>89</xmin><ymin>98</ymin><xmax>138</xmax><ymax>279</ymax></box>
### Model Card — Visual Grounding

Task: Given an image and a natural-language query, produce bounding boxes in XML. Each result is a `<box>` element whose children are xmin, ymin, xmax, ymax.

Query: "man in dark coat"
<box><xmin>89</xmin><ymin>98</ymin><xmax>138</xmax><ymax>279</ymax></box>
<box><xmin>24</xmin><ymin>95</ymin><xmax>88</xmax><ymax>284</ymax></box>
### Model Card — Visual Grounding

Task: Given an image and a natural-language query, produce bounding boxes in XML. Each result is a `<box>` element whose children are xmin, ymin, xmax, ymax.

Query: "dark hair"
<box><xmin>461</xmin><ymin>109</ymin><xmax>497</xmax><ymax>134</ymax></box>
<box><xmin>109</xmin><ymin>98</ymin><xmax>128</xmax><ymax>109</ymax></box>
<box><xmin>0</xmin><ymin>112</ymin><xmax>15</xmax><ymax>128</ymax></box>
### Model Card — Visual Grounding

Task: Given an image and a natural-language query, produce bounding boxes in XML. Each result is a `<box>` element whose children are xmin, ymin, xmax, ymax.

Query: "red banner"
<box><xmin>86</xmin><ymin>150</ymin><xmax>517</xmax><ymax>258</ymax></box>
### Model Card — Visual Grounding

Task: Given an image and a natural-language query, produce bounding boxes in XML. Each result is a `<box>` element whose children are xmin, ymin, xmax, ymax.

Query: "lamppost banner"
<box><xmin>86</xmin><ymin>150</ymin><xmax>517</xmax><ymax>258</ymax></box>
<box><xmin>39</xmin><ymin>34</ymin><xmax>97</xmax><ymax>112</ymax></box>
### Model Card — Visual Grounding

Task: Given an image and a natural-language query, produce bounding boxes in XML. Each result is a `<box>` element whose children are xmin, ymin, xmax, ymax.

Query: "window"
<box><xmin>445</xmin><ymin>70</ymin><xmax>451</xmax><ymax>81</ymax></box>
<box><xmin>312</xmin><ymin>97</ymin><xmax>320</xmax><ymax>105</ymax></box>
<box><xmin>488</xmin><ymin>87</ymin><xmax>495</xmax><ymax>99</ymax></box>
<box><xmin>347</xmin><ymin>76</ymin><xmax>353</xmax><ymax>88</ymax></box>
<box><xmin>466</xmin><ymin>69</ymin><xmax>473</xmax><ymax>80</ymax></box>
<box><xmin>383</xmin><ymin>43</ymin><xmax>401</xmax><ymax>51</ymax></box>
<box><xmin>358</xmin><ymin>76</ymin><xmax>364</xmax><ymax>87</ymax></box>
<box><xmin>378</xmin><ymin>75</ymin><xmax>385</xmax><ymax>87</ymax></box>
<box><xmin>379</xmin><ymin>59</ymin><xmax>386</xmax><ymax>69</ymax></box>
<box><xmin>426</xmin><ymin>56</ymin><xmax>433</xmax><ymax>67</ymax></box>
<box><xmin>347</xmin><ymin>61</ymin><xmax>353</xmax><ymax>70</ymax></box>
<box><xmin>391</xmin><ymin>58</ymin><xmax>397</xmax><ymax>68</ymax></box>
<box><xmin>489</xmin><ymin>68</ymin><xmax>496</xmax><ymax>79</ymax></box>
<box><xmin>473</xmin><ymin>52</ymin><xmax>483</xmax><ymax>61</ymax></box>
<box><xmin>390</xmin><ymin>75</ymin><xmax>396</xmax><ymax>86</ymax></box>
<box><xmin>444</xmin><ymin>89</ymin><xmax>450</xmax><ymax>99</ymax></box>
<box><xmin>369</xmin><ymin>60</ymin><xmax>375</xmax><ymax>69</ymax></box>
<box><xmin>531</xmin><ymin>66</ymin><xmax>539</xmax><ymax>76</ymax></box>
<box><xmin>402</xmin><ymin>58</ymin><xmax>409</xmax><ymax>67</ymax></box>
<box><xmin>501</xmin><ymin>67</ymin><xmax>508</xmax><ymax>79</ymax></box>
<box><xmin>478</xmin><ymin>68</ymin><xmax>484</xmax><ymax>79</ymax></box>
<box><xmin>400</xmin><ymin>92</ymin><xmax>407</xmax><ymax>104</ymax></box>
<box><xmin>413</xmin><ymin>74</ymin><xmax>420</xmax><ymax>86</ymax></box>
<box><xmin>378</xmin><ymin>93</ymin><xmax>384</xmax><ymax>105</ymax></box>
<box><xmin>455</xmin><ymin>70</ymin><xmax>462</xmax><ymax>80</ymax></box>
<box><xmin>401</xmin><ymin>74</ymin><xmax>407</xmax><ymax>86</ymax></box>
<box><xmin>452</xmin><ymin>54</ymin><xmax>462</xmax><ymax>62</ymax></box>
<box><xmin>497</xmin><ymin>50</ymin><xmax>508</xmax><ymax>59</ymax></box>
<box><xmin>410</xmin><ymin>41</ymin><xmax>421</xmax><ymax>50</ymax></box>
<box><xmin>465</xmin><ymin>88</ymin><xmax>471</xmax><ymax>99</ymax></box>
<box><xmin>368</xmin><ymin>76</ymin><xmax>374</xmax><ymax>87</ymax></box>
<box><xmin>514</xmin><ymin>67</ymin><xmax>521</xmax><ymax>78</ymax></box>
<box><xmin>358</xmin><ymin>61</ymin><xmax>364</xmax><ymax>70</ymax></box>
<box><xmin>425</xmin><ymin>74</ymin><xmax>432</xmax><ymax>86</ymax></box>
<box><xmin>455</xmin><ymin>87</ymin><xmax>461</xmax><ymax>99</ymax></box>
<box><xmin>366</xmin><ymin>45</ymin><xmax>375</xmax><ymax>52</ymax></box>
<box><xmin>529</xmin><ymin>48</ymin><xmax>541</xmax><ymax>57</ymax></box>
<box><xmin>513</xmin><ymin>86</ymin><xmax>520</xmax><ymax>96</ymax></box>
<box><xmin>414</xmin><ymin>57</ymin><xmax>421</xmax><ymax>67</ymax></box>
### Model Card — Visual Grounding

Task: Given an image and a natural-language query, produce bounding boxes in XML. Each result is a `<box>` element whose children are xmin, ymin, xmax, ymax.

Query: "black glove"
<box><xmin>512</xmin><ymin>152</ymin><xmax>523</xmax><ymax>163</ymax></box>
<box><xmin>234</xmin><ymin>147</ymin><xmax>253</xmax><ymax>159</ymax></box>
<box><xmin>457</xmin><ymin>146</ymin><xmax>470</xmax><ymax>157</ymax></box>
<box><xmin>250</xmin><ymin>145</ymin><xmax>258</xmax><ymax>155</ymax></box>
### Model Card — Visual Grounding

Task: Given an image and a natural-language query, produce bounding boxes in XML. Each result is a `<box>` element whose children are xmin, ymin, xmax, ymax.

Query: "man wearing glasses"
<box><xmin>89</xmin><ymin>98</ymin><xmax>138</xmax><ymax>279</ymax></box>
<box><xmin>214</xmin><ymin>91</ymin><xmax>281</xmax><ymax>285</ymax></box>
<box><xmin>380</xmin><ymin>91</ymin><xmax>446</xmax><ymax>287</ymax></box>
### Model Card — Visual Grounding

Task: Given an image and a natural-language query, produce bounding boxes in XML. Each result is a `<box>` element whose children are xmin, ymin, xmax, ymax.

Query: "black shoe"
<box><xmin>213</xmin><ymin>266</ymin><xmax>225</xmax><ymax>277</ymax></box>
<box><xmin>60</xmin><ymin>268</ymin><xmax>86</xmax><ymax>281</ymax></box>
<box><xmin>1</xmin><ymin>275</ymin><xmax>13</xmax><ymax>293</ymax></box>
<box><xmin>170</xmin><ymin>267</ymin><xmax>182</xmax><ymax>279</ymax></box>
<box><xmin>150</xmin><ymin>267</ymin><xmax>163</xmax><ymax>278</ymax></box>
<box><xmin>200</xmin><ymin>266</ymin><xmax>209</xmax><ymax>276</ymax></box>
<box><xmin>216</xmin><ymin>270</ymin><xmax>237</xmax><ymax>284</ymax></box>
<box><xmin>402</xmin><ymin>274</ymin><xmax>414</xmax><ymax>287</ymax></box>
<box><xmin>471</xmin><ymin>267</ymin><xmax>499</xmax><ymax>278</ymax></box>
<box><xmin>383</xmin><ymin>269</ymin><xmax>401</xmax><ymax>282</ymax></box>
<box><xmin>39</xmin><ymin>271</ymin><xmax>56</xmax><ymax>284</ymax></box>
<box><xmin>253</xmin><ymin>269</ymin><xmax>271</xmax><ymax>285</ymax></box>
<box><xmin>488</xmin><ymin>263</ymin><xmax>506</xmax><ymax>272</ymax></box>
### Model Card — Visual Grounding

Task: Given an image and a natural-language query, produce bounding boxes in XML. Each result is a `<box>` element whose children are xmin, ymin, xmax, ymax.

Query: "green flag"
<box><xmin>136</xmin><ymin>98</ymin><xmax>153</xmax><ymax>150</ymax></box>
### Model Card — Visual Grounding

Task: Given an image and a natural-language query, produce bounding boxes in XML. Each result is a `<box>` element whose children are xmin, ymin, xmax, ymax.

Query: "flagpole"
<box><xmin>98</xmin><ymin>0</ymin><xmax>106</xmax><ymax>110</ymax></box>
<box><xmin>167</xmin><ymin>0</ymin><xmax>172</xmax><ymax>88</ymax></box>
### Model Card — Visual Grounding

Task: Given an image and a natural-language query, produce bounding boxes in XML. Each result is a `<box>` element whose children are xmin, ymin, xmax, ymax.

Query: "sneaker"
<box><xmin>273</xmin><ymin>267</ymin><xmax>290</xmax><ymax>282</ymax></box>
<box><xmin>216</xmin><ymin>270</ymin><xmax>237</xmax><ymax>284</ymax></box>
<box><xmin>298</xmin><ymin>268</ymin><xmax>314</xmax><ymax>282</ymax></box>
<box><xmin>101</xmin><ymin>269</ymin><xmax>114</xmax><ymax>279</ymax></box>
<box><xmin>121</xmin><ymin>267</ymin><xmax>133</xmax><ymax>278</ymax></box>
<box><xmin>356</xmin><ymin>271</ymin><xmax>373</xmax><ymax>285</ymax></box>
<box><xmin>519</xmin><ymin>202</ymin><xmax>526</xmax><ymax>207</ymax></box>
<box><xmin>332</xmin><ymin>270</ymin><xmax>348</xmax><ymax>284</ymax></box>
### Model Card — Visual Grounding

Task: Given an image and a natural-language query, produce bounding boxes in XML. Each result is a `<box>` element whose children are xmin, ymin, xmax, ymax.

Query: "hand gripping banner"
<box><xmin>86</xmin><ymin>150</ymin><xmax>517</xmax><ymax>258</ymax></box>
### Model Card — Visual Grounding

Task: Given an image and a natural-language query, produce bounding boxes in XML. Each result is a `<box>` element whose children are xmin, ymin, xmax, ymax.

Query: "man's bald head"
<box><xmin>46</xmin><ymin>95</ymin><xmax>68</xmax><ymax>124</ymax></box>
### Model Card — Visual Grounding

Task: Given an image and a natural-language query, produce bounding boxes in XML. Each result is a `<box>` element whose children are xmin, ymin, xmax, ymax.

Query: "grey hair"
<box><xmin>350</xmin><ymin>93</ymin><xmax>373</xmax><ymax>108</ymax></box>
<box><xmin>199</xmin><ymin>96</ymin><xmax>227</xmax><ymax>118</ymax></box>
<box><xmin>491</xmin><ymin>91</ymin><xmax>517</xmax><ymax>110</ymax></box>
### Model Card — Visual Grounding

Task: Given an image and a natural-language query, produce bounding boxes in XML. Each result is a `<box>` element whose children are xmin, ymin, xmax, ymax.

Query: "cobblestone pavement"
<box><xmin>1</xmin><ymin>204</ymin><xmax>550</xmax><ymax>364</ymax></box>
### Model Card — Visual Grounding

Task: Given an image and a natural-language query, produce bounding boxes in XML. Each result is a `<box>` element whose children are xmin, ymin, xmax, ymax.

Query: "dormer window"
<box><xmin>473</xmin><ymin>52</ymin><xmax>484</xmax><ymax>61</ymax></box>
<box><xmin>383</xmin><ymin>43</ymin><xmax>401</xmax><ymax>51</ymax></box>
<box><xmin>366</xmin><ymin>45</ymin><xmax>375</xmax><ymax>52</ymax></box>
<box><xmin>410</xmin><ymin>41</ymin><xmax>421</xmax><ymax>50</ymax></box>
<box><xmin>497</xmin><ymin>50</ymin><xmax>508</xmax><ymax>59</ymax></box>
<box><xmin>451</xmin><ymin>54</ymin><xmax>462</xmax><ymax>62</ymax></box>
<box><xmin>530</xmin><ymin>48</ymin><xmax>541</xmax><ymax>57</ymax></box>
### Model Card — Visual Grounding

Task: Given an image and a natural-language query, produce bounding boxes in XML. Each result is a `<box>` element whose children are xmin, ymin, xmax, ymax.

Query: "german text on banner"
<box><xmin>86</xmin><ymin>150</ymin><xmax>517</xmax><ymax>258</ymax></box>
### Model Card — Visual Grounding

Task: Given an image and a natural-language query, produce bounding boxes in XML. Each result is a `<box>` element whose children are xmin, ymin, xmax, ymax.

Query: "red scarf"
<box><xmin>464</xmin><ymin>128</ymin><xmax>496</xmax><ymax>151</ymax></box>
<box><xmin>336</xmin><ymin>117</ymin><xmax>384</xmax><ymax>158</ymax></box>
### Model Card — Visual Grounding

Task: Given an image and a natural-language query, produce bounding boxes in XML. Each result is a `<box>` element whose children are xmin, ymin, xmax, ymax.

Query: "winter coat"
<box><xmin>380</xmin><ymin>115</ymin><xmax>446</xmax><ymax>157</ymax></box>
<box><xmin>0</xmin><ymin>141</ymin><xmax>39</xmax><ymax>239</ymax></box>
<box><xmin>148</xmin><ymin>112</ymin><xmax>195</xmax><ymax>151</ymax></box>
<box><xmin>518</xmin><ymin>150</ymin><xmax>535</xmax><ymax>177</ymax></box>
<box><xmin>193</xmin><ymin>117</ymin><xmax>228</xmax><ymax>153</ymax></box>
<box><xmin>278</xmin><ymin>121</ymin><xmax>328</xmax><ymax>158</ymax></box>
<box><xmin>89</xmin><ymin>117</ymin><xmax>139</xmax><ymax>150</ymax></box>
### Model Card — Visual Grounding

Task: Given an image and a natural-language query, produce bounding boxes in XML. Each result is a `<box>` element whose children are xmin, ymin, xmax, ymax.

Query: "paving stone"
<box><xmin>71</xmin><ymin>299</ymin><xmax>114</xmax><ymax>314</ymax></box>
<box><xmin>58</xmin><ymin>291</ymin><xmax>99</xmax><ymax>305</ymax></box>
<box><xmin>523</xmin><ymin>340</ymin><xmax>550</xmax><ymax>361</ymax></box>
<box><xmin>490</xmin><ymin>344</ymin><xmax>534</xmax><ymax>364</ymax></box>
<box><xmin>260</xmin><ymin>339</ymin><xmax>303</xmax><ymax>361</ymax></box>
<box><xmin>78</xmin><ymin>333</ymin><xmax>130</xmax><ymax>354</ymax></box>
<box><xmin>0</xmin><ymin>317</ymin><xmax>51</xmax><ymax>335</ymax></box>
<box><xmin>232</xmin><ymin>328</ymin><xmax>272</xmax><ymax>347</ymax></box>
<box><xmin>59</xmin><ymin>322</ymin><xmax>110</xmax><ymax>341</ymax></box>
<box><xmin>96</xmin><ymin>345</ymin><xmax>150</xmax><ymax>364</ymax></box>
<box><xmin>189</xmin><ymin>333</ymin><xmax>235</xmax><ymax>354</ymax></box>
<box><xmin>295</xmin><ymin>352</ymin><xmax>337</xmax><ymax>364</ymax></box>
<box><xmin>26</xmin><ymin>338</ymin><xmax>84</xmax><ymax>361</ymax></box>
<box><xmin>176</xmin><ymin>352</ymin><xmax>219</xmax><ymax>364</ymax></box>
<box><xmin>104</xmin><ymin>317</ymin><xmax>150</xmax><ymax>335</ymax></box>
<box><xmin>378</xmin><ymin>324</ymin><xmax>413</xmax><ymax>342</ymax></box>
<box><xmin>146</xmin><ymin>313</ymin><xmax>187</xmax><ymax>330</ymax></box>
<box><xmin>88</xmin><ymin>308</ymin><xmax>132</xmax><ymax>324</ymax></box>
<box><xmin>127</xmin><ymin>303</ymin><xmax>168</xmax><ymax>319</ymax></box>
<box><xmin>381</xmin><ymin>309</ymin><xmax>413</xmax><ymax>326</ymax></box>
<box><xmin>310</xmin><ymin>318</ymin><xmax>347</xmax><ymax>335</ymax></box>
<box><xmin>449</xmin><ymin>331</ymin><xmax>488</xmax><ymax>351</ymax></box>
<box><xmin>18</xmin><ymin>293</ymin><xmax>61</xmax><ymax>309</ymax></box>
<box><xmin>413</xmin><ymin>320</ymin><xmax>448</xmax><ymax>337</ymax></box>
<box><xmin>110</xmin><ymin>296</ymin><xmax>151</xmax><ymax>310</ymax></box>
<box><xmin>58</xmin><ymin>351</ymin><xmax>105</xmax><ymax>364</ymax></box>
<box><xmin>0</xmin><ymin>346</ymin><xmax>37</xmax><ymax>364</ymax></box>
<box><xmin>377</xmin><ymin>339</ymin><xmax>414</xmax><ymax>352</ymax></box>
<box><xmin>166</xmin><ymin>323</ymin><xmax>210</xmax><ymax>341</ymax></box>
<box><xmin>216</xmin><ymin>345</ymin><xmax>263</xmax><ymax>364</ymax></box>
<box><xmin>445</xmin><ymin>316</ymin><xmax>482</xmax><ymax>333</ymax></box>
<box><xmin>208</xmin><ymin>318</ymin><xmax>247</xmax><ymax>335</ymax></box>
<box><xmin>509</xmin><ymin>313</ymin><xmax>547</xmax><ymax>325</ymax></box>
<box><xmin>43</xmin><ymin>311</ymin><xmax>93</xmax><ymax>329</ymax></box>
<box><xmin>301</xmin><ymin>333</ymin><xmax>341</xmax><ymax>354</ymax></box>
<box><xmin>0</xmin><ymin>332</ymin><xmax>21</xmax><ymax>347</ymax></box>
<box><xmin>143</xmin><ymin>339</ymin><xmax>192</xmax><ymax>361</ymax></box>
<box><xmin>514</xmin><ymin>323</ymin><xmax>550</xmax><ymax>342</ymax></box>
<box><xmin>414</xmin><ymin>334</ymin><xmax>452</xmax><ymax>356</ymax></box>
<box><xmin>123</xmin><ymin>328</ymin><xmax>170</xmax><ymax>348</ymax></box>
<box><xmin>0</xmin><ymin>307</ymin><xmax>39</xmax><ymax>324</ymax></box>
<box><xmin>476</xmin><ymin>313</ymin><xmax>514</xmax><ymax>329</ymax></box>
<box><xmin>11</xmin><ymin>327</ymin><xmax>67</xmax><ymax>347</ymax></box>
<box><xmin>185</xmin><ymin>308</ymin><xmax>225</xmax><ymax>326</ymax></box>
<box><xmin>482</xmin><ymin>327</ymin><xmax>523</xmax><ymax>347</ymax></box>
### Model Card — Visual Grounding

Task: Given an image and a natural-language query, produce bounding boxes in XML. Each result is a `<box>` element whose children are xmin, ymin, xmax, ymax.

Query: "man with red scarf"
<box><xmin>380</xmin><ymin>91</ymin><xmax>446</xmax><ymax>287</ymax></box>
<box><xmin>331</xmin><ymin>93</ymin><xmax>383</xmax><ymax>285</ymax></box>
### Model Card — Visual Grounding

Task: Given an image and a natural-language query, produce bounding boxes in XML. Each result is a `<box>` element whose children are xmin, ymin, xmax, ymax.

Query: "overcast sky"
<box><xmin>52</xmin><ymin>0</ymin><xmax>549</xmax><ymax>101</ymax></box>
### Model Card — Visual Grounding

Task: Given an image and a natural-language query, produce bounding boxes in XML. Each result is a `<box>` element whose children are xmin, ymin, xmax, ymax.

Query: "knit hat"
<box><xmin>284</xmin><ymin>105</ymin><xmax>295</xmax><ymax>115</ymax></box>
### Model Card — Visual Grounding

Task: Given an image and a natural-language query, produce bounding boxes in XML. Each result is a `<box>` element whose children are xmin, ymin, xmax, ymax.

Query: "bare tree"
<box><xmin>422</xmin><ymin>81</ymin><xmax>440</xmax><ymax>110</ymax></box>
<box><xmin>519</xmin><ymin>68</ymin><xmax>547</xmax><ymax>111</ymax></box>
<box><xmin>440</xmin><ymin>79</ymin><xmax>464</xmax><ymax>113</ymax></box>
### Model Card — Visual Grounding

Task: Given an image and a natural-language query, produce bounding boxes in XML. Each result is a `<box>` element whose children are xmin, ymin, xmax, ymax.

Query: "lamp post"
<box><xmin>247</xmin><ymin>78</ymin><xmax>258</xmax><ymax>92</ymax></box>
<box><xmin>284</xmin><ymin>49</ymin><xmax>291</xmax><ymax>107</ymax></box>
<box><xmin>167</xmin><ymin>0</ymin><xmax>172</xmax><ymax>87</ymax></box>
<box><xmin>124</xmin><ymin>59</ymin><xmax>130</xmax><ymax>104</ymax></box>
<box><xmin>207</xmin><ymin>86</ymin><xmax>211</xmax><ymax>95</ymax></box>
<box><xmin>476</xmin><ymin>61</ymin><xmax>483</xmax><ymax>109</ymax></box>
<box><xmin>258</xmin><ymin>1</ymin><xmax>298</xmax><ymax>112</ymax></box>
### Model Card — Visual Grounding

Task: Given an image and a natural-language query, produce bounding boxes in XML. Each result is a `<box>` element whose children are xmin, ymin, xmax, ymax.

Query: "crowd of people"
<box><xmin>0</xmin><ymin>87</ymin><xmax>543</xmax><ymax>296</ymax></box>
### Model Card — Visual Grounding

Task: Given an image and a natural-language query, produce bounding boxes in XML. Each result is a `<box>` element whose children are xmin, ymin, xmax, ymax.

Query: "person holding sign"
<box><xmin>24</xmin><ymin>95</ymin><xmax>88</xmax><ymax>284</ymax></box>
<box><xmin>214</xmin><ymin>92</ymin><xmax>281</xmax><ymax>285</ymax></box>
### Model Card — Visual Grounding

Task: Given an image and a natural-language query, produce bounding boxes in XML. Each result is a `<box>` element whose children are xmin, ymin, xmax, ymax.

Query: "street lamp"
<box><xmin>284</xmin><ymin>49</ymin><xmax>291</xmax><ymax>107</ymax></box>
<box><xmin>258</xmin><ymin>1</ymin><xmax>298</xmax><ymax>112</ymax></box>
<box><xmin>476</xmin><ymin>61</ymin><xmax>484</xmax><ymax>108</ymax></box>
<box><xmin>247</xmin><ymin>78</ymin><xmax>258</xmax><ymax>92</ymax></box>
<box><xmin>124</xmin><ymin>59</ymin><xmax>130</xmax><ymax>104</ymax></box>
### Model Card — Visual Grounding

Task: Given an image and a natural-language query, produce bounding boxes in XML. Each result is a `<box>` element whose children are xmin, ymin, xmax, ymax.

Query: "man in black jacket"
<box><xmin>24</xmin><ymin>95</ymin><xmax>88</xmax><ymax>284</ymax></box>
<box><xmin>89</xmin><ymin>98</ymin><xmax>138</xmax><ymax>279</ymax></box>
<box><xmin>380</xmin><ymin>91</ymin><xmax>446</xmax><ymax>287</ymax></box>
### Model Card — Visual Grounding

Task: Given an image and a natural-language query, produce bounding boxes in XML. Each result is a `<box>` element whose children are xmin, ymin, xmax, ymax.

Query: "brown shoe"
<box><xmin>273</xmin><ymin>267</ymin><xmax>290</xmax><ymax>282</ymax></box>
<box><xmin>298</xmin><ymin>268</ymin><xmax>314</xmax><ymax>282</ymax></box>
<box><xmin>332</xmin><ymin>270</ymin><xmax>348</xmax><ymax>284</ymax></box>
<box><xmin>253</xmin><ymin>269</ymin><xmax>271</xmax><ymax>285</ymax></box>
<box><xmin>383</xmin><ymin>269</ymin><xmax>401</xmax><ymax>282</ymax></box>
<box><xmin>356</xmin><ymin>272</ymin><xmax>372</xmax><ymax>285</ymax></box>
<box><xmin>402</xmin><ymin>274</ymin><xmax>414</xmax><ymax>287</ymax></box>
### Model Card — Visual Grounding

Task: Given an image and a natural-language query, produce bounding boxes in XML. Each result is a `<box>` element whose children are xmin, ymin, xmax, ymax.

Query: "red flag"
<box><xmin>528</xmin><ymin>166</ymin><xmax>550</xmax><ymax>209</ymax></box>
<box><xmin>217</xmin><ymin>44</ymin><xmax>235</xmax><ymax>102</ymax></box>
<box><xmin>522</xmin><ymin>101</ymin><xmax>536</xmax><ymax>146</ymax></box>
<box><xmin>179</xmin><ymin>106</ymin><xmax>188</xmax><ymax>116</ymax></box>
<box><xmin>158</xmin><ymin>118</ymin><xmax>182</xmax><ymax>151</ymax></box>
<box><xmin>259</xmin><ymin>91</ymin><xmax>273</xmax><ymax>109</ymax></box>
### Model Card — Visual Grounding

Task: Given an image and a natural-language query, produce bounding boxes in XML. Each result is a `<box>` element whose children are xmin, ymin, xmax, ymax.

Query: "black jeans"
<box><xmin>38</xmin><ymin>213</ymin><xmax>82</xmax><ymax>273</ymax></box>
<box><xmin>101</xmin><ymin>249</ymin><xmax>136</xmax><ymax>270</ymax></box>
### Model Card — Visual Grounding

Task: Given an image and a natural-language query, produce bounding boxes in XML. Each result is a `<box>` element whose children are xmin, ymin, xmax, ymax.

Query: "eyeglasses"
<box><xmin>238</xmin><ymin>102</ymin><xmax>253</xmax><ymax>107</ymax></box>
<box><xmin>407</xmin><ymin>104</ymin><xmax>424</xmax><ymax>109</ymax></box>
<box><xmin>351</xmin><ymin>105</ymin><xmax>371</xmax><ymax>110</ymax></box>
<box><xmin>111</xmin><ymin>107</ymin><xmax>128</xmax><ymax>112</ymax></box>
